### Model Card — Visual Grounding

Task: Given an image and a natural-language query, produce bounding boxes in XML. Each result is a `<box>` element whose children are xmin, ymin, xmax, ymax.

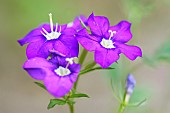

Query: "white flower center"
<box><xmin>41</xmin><ymin>13</ymin><xmax>61</xmax><ymax>40</ymax></box>
<box><xmin>54</xmin><ymin>66</ymin><xmax>71</xmax><ymax>76</ymax></box>
<box><xmin>100</xmin><ymin>30</ymin><xmax>116</xmax><ymax>49</ymax></box>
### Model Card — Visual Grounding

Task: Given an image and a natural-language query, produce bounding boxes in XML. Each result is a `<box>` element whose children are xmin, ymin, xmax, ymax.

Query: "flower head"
<box><xmin>76</xmin><ymin>13</ymin><xmax>142</xmax><ymax>68</ymax></box>
<box><xmin>23</xmin><ymin>55</ymin><xmax>80</xmax><ymax>98</ymax></box>
<box><xmin>18</xmin><ymin>13</ymin><xmax>79</xmax><ymax>59</ymax></box>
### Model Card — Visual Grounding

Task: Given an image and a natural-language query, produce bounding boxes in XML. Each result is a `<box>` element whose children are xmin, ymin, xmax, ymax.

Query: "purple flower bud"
<box><xmin>126</xmin><ymin>74</ymin><xmax>136</xmax><ymax>95</ymax></box>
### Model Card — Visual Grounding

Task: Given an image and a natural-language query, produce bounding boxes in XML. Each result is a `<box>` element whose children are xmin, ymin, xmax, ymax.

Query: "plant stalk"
<box><xmin>68</xmin><ymin>103</ymin><xmax>74</xmax><ymax>113</ymax></box>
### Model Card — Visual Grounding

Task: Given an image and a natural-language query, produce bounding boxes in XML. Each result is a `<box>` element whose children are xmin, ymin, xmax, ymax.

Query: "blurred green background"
<box><xmin>0</xmin><ymin>0</ymin><xmax>170</xmax><ymax>113</ymax></box>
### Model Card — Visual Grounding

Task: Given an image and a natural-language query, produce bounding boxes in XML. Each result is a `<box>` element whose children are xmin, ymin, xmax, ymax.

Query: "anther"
<box><xmin>108</xmin><ymin>30</ymin><xmax>116</xmax><ymax>40</ymax></box>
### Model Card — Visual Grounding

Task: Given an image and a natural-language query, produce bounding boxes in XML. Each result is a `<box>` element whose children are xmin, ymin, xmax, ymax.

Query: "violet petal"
<box><xmin>23</xmin><ymin>57</ymin><xmax>55</xmax><ymax>80</ymax></box>
<box><xmin>44</xmin><ymin>75</ymin><xmax>73</xmax><ymax>98</ymax></box>
<box><xmin>109</xmin><ymin>21</ymin><xmax>132</xmax><ymax>43</ymax></box>
<box><xmin>94</xmin><ymin>47</ymin><xmax>120</xmax><ymax>68</ymax></box>
<box><xmin>117</xmin><ymin>43</ymin><xmax>142</xmax><ymax>60</ymax></box>
<box><xmin>87</xmin><ymin>13</ymin><xmax>109</xmax><ymax>36</ymax></box>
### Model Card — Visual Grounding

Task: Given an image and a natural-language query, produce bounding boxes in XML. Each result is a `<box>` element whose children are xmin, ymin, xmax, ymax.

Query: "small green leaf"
<box><xmin>69</xmin><ymin>93</ymin><xmax>90</xmax><ymax>98</ymax></box>
<box><xmin>79</xmin><ymin>67</ymin><xmax>114</xmax><ymax>76</ymax></box>
<box><xmin>34</xmin><ymin>81</ymin><xmax>46</xmax><ymax>90</ymax></box>
<box><xmin>47</xmin><ymin>99</ymin><xmax>66</xmax><ymax>109</ymax></box>
<box><xmin>127</xmin><ymin>98</ymin><xmax>147</xmax><ymax>107</ymax></box>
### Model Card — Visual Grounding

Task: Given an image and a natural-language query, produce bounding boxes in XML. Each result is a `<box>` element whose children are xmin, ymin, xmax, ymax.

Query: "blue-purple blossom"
<box><xmin>126</xmin><ymin>74</ymin><xmax>136</xmax><ymax>95</ymax></box>
<box><xmin>18</xmin><ymin>13</ymin><xmax>79</xmax><ymax>59</ymax></box>
<box><xmin>23</xmin><ymin>55</ymin><xmax>80</xmax><ymax>98</ymax></box>
<box><xmin>76</xmin><ymin>13</ymin><xmax>142</xmax><ymax>68</ymax></box>
<box><xmin>124</xmin><ymin>74</ymin><xmax>136</xmax><ymax>103</ymax></box>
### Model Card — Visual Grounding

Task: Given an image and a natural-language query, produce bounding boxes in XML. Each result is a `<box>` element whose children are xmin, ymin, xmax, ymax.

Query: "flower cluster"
<box><xmin>18</xmin><ymin>13</ymin><xmax>142</xmax><ymax>98</ymax></box>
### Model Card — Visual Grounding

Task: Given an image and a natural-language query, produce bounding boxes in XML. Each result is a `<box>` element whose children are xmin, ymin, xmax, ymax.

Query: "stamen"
<box><xmin>65</xmin><ymin>62</ymin><xmax>70</xmax><ymax>69</ymax></box>
<box><xmin>40</xmin><ymin>13</ymin><xmax>62</xmax><ymax>40</ymax></box>
<box><xmin>40</xmin><ymin>31</ymin><xmax>46</xmax><ymax>37</ymax></box>
<box><xmin>66</xmin><ymin>58</ymin><xmax>74</xmax><ymax>65</ymax></box>
<box><xmin>108</xmin><ymin>30</ymin><xmax>116</xmax><ymax>40</ymax></box>
<box><xmin>42</xmin><ymin>28</ymin><xmax>50</xmax><ymax>36</ymax></box>
<box><xmin>55</xmin><ymin>23</ymin><xmax>58</xmax><ymax>32</ymax></box>
<box><xmin>65</xmin><ymin>57</ymin><xmax>78</xmax><ymax>69</ymax></box>
<box><xmin>49</xmin><ymin>13</ymin><xmax>54</xmax><ymax>32</ymax></box>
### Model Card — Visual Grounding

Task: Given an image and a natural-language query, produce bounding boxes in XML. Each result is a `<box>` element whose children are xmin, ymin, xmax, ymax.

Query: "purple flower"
<box><xmin>23</xmin><ymin>56</ymin><xmax>80</xmax><ymax>98</ymax></box>
<box><xmin>18</xmin><ymin>13</ymin><xmax>79</xmax><ymax>59</ymax></box>
<box><xmin>76</xmin><ymin>13</ymin><xmax>142</xmax><ymax>68</ymax></box>
<box><xmin>126</xmin><ymin>74</ymin><xmax>136</xmax><ymax>95</ymax></box>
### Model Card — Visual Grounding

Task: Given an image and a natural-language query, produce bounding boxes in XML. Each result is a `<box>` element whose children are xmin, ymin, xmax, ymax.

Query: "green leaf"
<box><xmin>69</xmin><ymin>93</ymin><xmax>90</xmax><ymax>98</ymax></box>
<box><xmin>127</xmin><ymin>98</ymin><xmax>147</xmax><ymax>107</ymax></box>
<box><xmin>79</xmin><ymin>67</ymin><xmax>114</xmax><ymax>76</ymax></box>
<box><xmin>47</xmin><ymin>99</ymin><xmax>66</xmax><ymax>109</ymax></box>
<box><xmin>34</xmin><ymin>81</ymin><xmax>46</xmax><ymax>90</ymax></box>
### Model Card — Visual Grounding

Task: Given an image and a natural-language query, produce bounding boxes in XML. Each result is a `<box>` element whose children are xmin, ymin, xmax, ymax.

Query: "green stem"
<box><xmin>118</xmin><ymin>103</ymin><xmax>125</xmax><ymax>113</ymax></box>
<box><xmin>79</xmin><ymin>49</ymin><xmax>88</xmax><ymax>66</ymax></box>
<box><xmin>68</xmin><ymin>49</ymin><xmax>88</xmax><ymax>113</ymax></box>
<box><xmin>73</xmin><ymin>49</ymin><xmax>88</xmax><ymax>90</ymax></box>
<box><xmin>68</xmin><ymin>103</ymin><xmax>74</xmax><ymax>113</ymax></box>
<box><xmin>117</xmin><ymin>91</ymin><xmax>127</xmax><ymax>113</ymax></box>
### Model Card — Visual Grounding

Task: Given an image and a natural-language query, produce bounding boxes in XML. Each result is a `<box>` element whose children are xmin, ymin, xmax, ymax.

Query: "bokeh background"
<box><xmin>1</xmin><ymin>0</ymin><xmax>170</xmax><ymax>113</ymax></box>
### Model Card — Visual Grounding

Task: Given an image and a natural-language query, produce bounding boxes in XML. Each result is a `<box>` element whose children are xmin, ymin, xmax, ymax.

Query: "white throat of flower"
<box><xmin>54</xmin><ymin>66</ymin><xmax>71</xmax><ymax>76</ymax></box>
<box><xmin>54</xmin><ymin>57</ymin><xmax>78</xmax><ymax>76</ymax></box>
<box><xmin>100</xmin><ymin>30</ymin><xmax>116</xmax><ymax>49</ymax></box>
<box><xmin>41</xmin><ymin>13</ymin><xmax>61</xmax><ymax>40</ymax></box>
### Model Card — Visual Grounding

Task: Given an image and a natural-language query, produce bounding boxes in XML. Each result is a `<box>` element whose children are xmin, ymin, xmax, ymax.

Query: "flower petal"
<box><xmin>59</xmin><ymin>35</ymin><xmax>79</xmax><ymax>57</ymax></box>
<box><xmin>54</xmin><ymin>35</ymin><xmax>78</xmax><ymax>57</ymax></box>
<box><xmin>26</xmin><ymin>38</ymin><xmax>54</xmax><ymax>59</ymax></box>
<box><xmin>109</xmin><ymin>21</ymin><xmax>132</xmax><ymax>43</ymax></box>
<box><xmin>26</xmin><ymin>39</ymin><xmax>45</xmax><ymax>59</ymax></box>
<box><xmin>23</xmin><ymin>57</ymin><xmax>55</xmax><ymax>80</ymax></box>
<box><xmin>44</xmin><ymin>75</ymin><xmax>73</xmax><ymax>98</ymax></box>
<box><xmin>18</xmin><ymin>24</ymin><xmax>50</xmax><ymax>46</ymax></box>
<box><xmin>62</xmin><ymin>28</ymin><xmax>76</xmax><ymax>35</ymax></box>
<box><xmin>117</xmin><ymin>43</ymin><xmax>142</xmax><ymax>60</ymax></box>
<box><xmin>54</xmin><ymin>40</ymin><xmax>69</xmax><ymax>57</ymax></box>
<box><xmin>87</xmin><ymin>13</ymin><xmax>109</xmax><ymax>36</ymax></box>
<box><xmin>69</xmin><ymin>64</ymin><xmax>81</xmax><ymax>82</ymax></box>
<box><xmin>37</xmin><ymin>40</ymin><xmax>54</xmax><ymax>58</ymax></box>
<box><xmin>76</xmin><ymin>29</ymin><xmax>100</xmax><ymax>51</ymax></box>
<box><xmin>95</xmin><ymin>47</ymin><xmax>120</xmax><ymax>68</ymax></box>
